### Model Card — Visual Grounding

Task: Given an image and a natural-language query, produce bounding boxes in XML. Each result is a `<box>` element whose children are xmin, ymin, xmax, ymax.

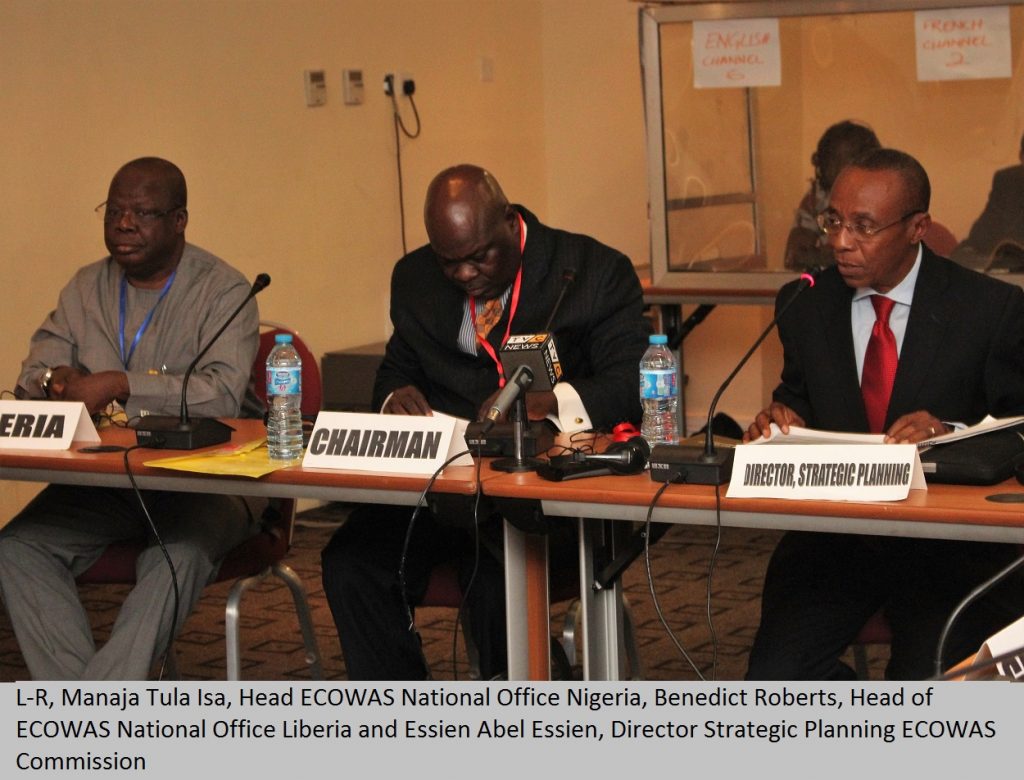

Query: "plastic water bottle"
<box><xmin>640</xmin><ymin>333</ymin><xmax>679</xmax><ymax>446</ymax></box>
<box><xmin>266</xmin><ymin>333</ymin><xmax>304</xmax><ymax>461</ymax></box>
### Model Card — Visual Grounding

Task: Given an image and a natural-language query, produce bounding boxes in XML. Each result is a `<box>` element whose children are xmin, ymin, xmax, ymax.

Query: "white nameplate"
<box><xmin>303</xmin><ymin>411</ymin><xmax>457</xmax><ymax>475</ymax></box>
<box><xmin>968</xmin><ymin>615</ymin><xmax>1024</xmax><ymax>680</ymax></box>
<box><xmin>727</xmin><ymin>443</ymin><xmax>926</xmax><ymax>501</ymax></box>
<box><xmin>0</xmin><ymin>400</ymin><xmax>101</xmax><ymax>451</ymax></box>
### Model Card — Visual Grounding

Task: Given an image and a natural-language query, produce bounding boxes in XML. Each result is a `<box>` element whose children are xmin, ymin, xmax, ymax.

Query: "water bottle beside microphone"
<box><xmin>640</xmin><ymin>333</ymin><xmax>679</xmax><ymax>446</ymax></box>
<box><xmin>265</xmin><ymin>333</ymin><xmax>304</xmax><ymax>461</ymax></box>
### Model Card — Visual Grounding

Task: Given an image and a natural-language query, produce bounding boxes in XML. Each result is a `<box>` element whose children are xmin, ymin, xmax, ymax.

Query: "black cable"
<box><xmin>389</xmin><ymin>90</ymin><xmax>422</xmax><ymax>256</ymax></box>
<box><xmin>396</xmin><ymin>447</ymin><xmax>473</xmax><ymax>678</ymax></box>
<box><xmin>704</xmin><ymin>483</ymin><xmax>723</xmax><ymax>680</ymax></box>
<box><xmin>120</xmin><ymin>445</ymin><xmax>180</xmax><ymax>681</ymax></box>
<box><xmin>934</xmin><ymin>548</ymin><xmax>1024</xmax><ymax>677</ymax></box>
<box><xmin>452</xmin><ymin>445</ymin><xmax>485</xmax><ymax>680</ymax></box>
<box><xmin>643</xmin><ymin>479</ymin><xmax>706</xmax><ymax>680</ymax></box>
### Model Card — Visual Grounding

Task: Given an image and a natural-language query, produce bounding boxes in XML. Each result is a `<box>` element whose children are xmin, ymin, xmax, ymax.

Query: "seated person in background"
<box><xmin>784</xmin><ymin>120</ymin><xmax>880</xmax><ymax>270</ymax></box>
<box><xmin>745</xmin><ymin>148</ymin><xmax>1024</xmax><ymax>680</ymax></box>
<box><xmin>321</xmin><ymin>164</ymin><xmax>648</xmax><ymax>680</ymax></box>
<box><xmin>0</xmin><ymin>157</ymin><xmax>264</xmax><ymax>679</ymax></box>
<box><xmin>951</xmin><ymin>131</ymin><xmax>1024</xmax><ymax>271</ymax></box>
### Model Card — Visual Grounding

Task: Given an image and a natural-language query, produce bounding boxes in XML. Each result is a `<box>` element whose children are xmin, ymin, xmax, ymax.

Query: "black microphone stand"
<box><xmin>491</xmin><ymin>395</ymin><xmax>545</xmax><ymax>472</ymax></box>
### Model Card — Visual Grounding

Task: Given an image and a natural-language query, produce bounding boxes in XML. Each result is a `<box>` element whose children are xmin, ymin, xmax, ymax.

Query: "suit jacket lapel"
<box><xmin>888</xmin><ymin>249</ymin><xmax>951</xmax><ymax>422</ymax></box>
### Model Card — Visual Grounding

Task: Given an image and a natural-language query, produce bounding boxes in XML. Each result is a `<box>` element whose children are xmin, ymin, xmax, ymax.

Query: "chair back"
<box><xmin>923</xmin><ymin>220</ymin><xmax>958</xmax><ymax>258</ymax></box>
<box><xmin>254</xmin><ymin>322</ymin><xmax>323</xmax><ymax>417</ymax></box>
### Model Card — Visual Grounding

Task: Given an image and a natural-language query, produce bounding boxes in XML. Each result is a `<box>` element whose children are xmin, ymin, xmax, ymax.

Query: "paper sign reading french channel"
<box><xmin>915</xmin><ymin>6</ymin><xmax>1011</xmax><ymax>82</ymax></box>
<box><xmin>0</xmin><ymin>401</ymin><xmax>100</xmax><ymax>450</ymax></box>
<box><xmin>693</xmin><ymin>18</ymin><xmax>781</xmax><ymax>88</ymax></box>
<box><xmin>727</xmin><ymin>443</ymin><xmax>926</xmax><ymax>501</ymax></box>
<box><xmin>303</xmin><ymin>411</ymin><xmax>457</xmax><ymax>475</ymax></box>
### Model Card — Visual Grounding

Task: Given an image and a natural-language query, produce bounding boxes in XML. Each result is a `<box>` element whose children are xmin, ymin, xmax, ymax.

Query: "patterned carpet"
<box><xmin>0</xmin><ymin>504</ymin><xmax>887</xmax><ymax>681</ymax></box>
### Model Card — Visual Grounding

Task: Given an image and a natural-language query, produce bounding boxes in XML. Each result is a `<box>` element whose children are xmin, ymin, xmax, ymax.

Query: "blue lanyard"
<box><xmin>119</xmin><ymin>271</ymin><xmax>176</xmax><ymax>368</ymax></box>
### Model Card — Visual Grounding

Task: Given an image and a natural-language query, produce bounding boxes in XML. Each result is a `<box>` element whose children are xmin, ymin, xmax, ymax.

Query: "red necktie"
<box><xmin>861</xmin><ymin>295</ymin><xmax>898</xmax><ymax>433</ymax></box>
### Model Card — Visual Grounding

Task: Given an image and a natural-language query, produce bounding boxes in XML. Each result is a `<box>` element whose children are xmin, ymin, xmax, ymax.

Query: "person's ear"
<box><xmin>175</xmin><ymin>208</ymin><xmax>188</xmax><ymax>234</ymax></box>
<box><xmin>909</xmin><ymin>211</ymin><xmax>931</xmax><ymax>245</ymax></box>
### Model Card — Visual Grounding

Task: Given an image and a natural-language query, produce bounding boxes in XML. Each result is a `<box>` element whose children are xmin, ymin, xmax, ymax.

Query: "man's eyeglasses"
<box><xmin>816</xmin><ymin>210</ymin><xmax>923</xmax><ymax>241</ymax></box>
<box><xmin>95</xmin><ymin>202</ymin><xmax>183</xmax><ymax>224</ymax></box>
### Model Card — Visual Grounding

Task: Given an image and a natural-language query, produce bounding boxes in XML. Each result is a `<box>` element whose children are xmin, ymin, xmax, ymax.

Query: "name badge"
<box><xmin>727</xmin><ymin>443</ymin><xmax>926</xmax><ymax>501</ymax></box>
<box><xmin>302</xmin><ymin>411</ymin><xmax>461</xmax><ymax>475</ymax></box>
<box><xmin>0</xmin><ymin>401</ymin><xmax>101</xmax><ymax>451</ymax></box>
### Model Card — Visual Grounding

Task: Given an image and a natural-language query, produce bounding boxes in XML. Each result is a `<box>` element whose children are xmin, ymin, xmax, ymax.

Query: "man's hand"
<box><xmin>52</xmin><ymin>370</ymin><xmax>129</xmax><ymax>415</ymax></box>
<box><xmin>884</xmin><ymin>411</ymin><xmax>950</xmax><ymax>444</ymax></box>
<box><xmin>743</xmin><ymin>402</ymin><xmax>805</xmax><ymax>442</ymax></box>
<box><xmin>383</xmin><ymin>385</ymin><xmax>433</xmax><ymax>415</ymax></box>
<box><xmin>476</xmin><ymin>389</ymin><xmax>558</xmax><ymax>423</ymax></box>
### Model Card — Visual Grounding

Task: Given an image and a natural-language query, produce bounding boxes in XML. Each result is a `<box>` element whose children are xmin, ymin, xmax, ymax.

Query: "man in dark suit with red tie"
<box><xmin>743</xmin><ymin>148</ymin><xmax>1024</xmax><ymax>680</ymax></box>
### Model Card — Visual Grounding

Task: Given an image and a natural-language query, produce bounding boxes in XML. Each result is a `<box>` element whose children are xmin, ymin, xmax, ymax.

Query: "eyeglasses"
<box><xmin>816</xmin><ymin>210</ymin><xmax>923</xmax><ymax>241</ymax></box>
<box><xmin>95</xmin><ymin>202</ymin><xmax>183</xmax><ymax>224</ymax></box>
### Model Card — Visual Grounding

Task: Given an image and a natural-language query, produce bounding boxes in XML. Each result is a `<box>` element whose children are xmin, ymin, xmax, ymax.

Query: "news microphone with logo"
<box><xmin>466</xmin><ymin>268</ymin><xmax>575</xmax><ymax>448</ymax></box>
<box><xmin>494</xmin><ymin>268</ymin><xmax>575</xmax><ymax>392</ymax></box>
<box><xmin>649</xmin><ymin>270</ymin><xmax>819</xmax><ymax>485</ymax></box>
<box><xmin>134</xmin><ymin>273</ymin><xmax>271</xmax><ymax>449</ymax></box>
<box><xmin>480</xmin><ymin>364</ymin><xmax>533</xmax><ymax>434</ymax></box>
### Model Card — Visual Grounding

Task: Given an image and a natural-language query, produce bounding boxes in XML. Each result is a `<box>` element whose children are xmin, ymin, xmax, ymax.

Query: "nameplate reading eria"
<box><xmin>302</xmin><ymin>411</ymin><xmax>458</xmax><ymax>475</ymax></box>
<box><xmin>0</xmin><ymin>401</ymin><xmax>101</xmax><ymax>451</ymax></box>
<box><xmin>727</xmin><ymin>443</ymin><xmax>926</xmax><ymax>501</ymax></box>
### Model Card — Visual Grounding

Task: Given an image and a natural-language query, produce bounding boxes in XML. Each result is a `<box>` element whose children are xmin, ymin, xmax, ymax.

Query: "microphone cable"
<box><xmin>644</xmin><ymin>479</ymin><xmax>706</xmax><ymax>680</ymax></box>
<box><xmin>396</xmin><ymin>447</ymin><xmax>472</xmax><ymax>679</ymax></box>
<box><xmin>119</xmin><ymin>444</ymin><xmax>181</xmax><ymax>681</ymax></box>
<box><xmin>451</xmin><ymin>442</ymin><xmax>486</xmax><ymax>680</ymax></box>
<box><xmin>934</xmin><ymin>547</ymin><xmax>1024</xmax><ymax>677</ymax></box>
<box><xmin>704</xmin><ymin>482</ymin><xmax>724</xmax><ymax>680</ymax></box>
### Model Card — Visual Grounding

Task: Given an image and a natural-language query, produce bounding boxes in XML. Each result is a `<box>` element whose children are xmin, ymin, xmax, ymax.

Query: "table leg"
<box><xmin>504</xmin><ymin>520</ymin><xmax>551</xmax><ymax>680</ymax></box>
<box><xmin>579</xmin><ymin>517</ymin><xmax>625</xmax><ymax>680</ymax></box>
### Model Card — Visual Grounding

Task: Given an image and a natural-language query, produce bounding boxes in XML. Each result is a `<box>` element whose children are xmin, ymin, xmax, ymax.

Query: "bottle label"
<box><xmin>640</xmin><ymin>368</ymin><xmax>677</xmax><ymax>400</ymax></box>
<box><xmin>267</xmin><ymin>367</ymin><xmax>301</xmax><ymax>396</ymax></box>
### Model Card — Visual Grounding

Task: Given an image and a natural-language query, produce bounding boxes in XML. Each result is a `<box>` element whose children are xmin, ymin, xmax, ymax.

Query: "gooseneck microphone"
<box><xmin>649</xmin><ymin>270</ymin><xmax>818</xmax><ymax>485</ymax></box>
<box><xmin>134</xmin><ymin>273</ymin><xmax>271</xmax><ymax>449</ymax></box>
<box><xmin>543</xmin><ymin>269</ymin><xmax>576</xmax><ymax>331</ymax></box>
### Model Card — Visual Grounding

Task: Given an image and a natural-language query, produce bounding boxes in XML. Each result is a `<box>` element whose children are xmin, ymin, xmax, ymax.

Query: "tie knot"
<box><xmin>871</xmin><ymin>295</ymin><xmax>895</xmax><ymax>323</ymax></box>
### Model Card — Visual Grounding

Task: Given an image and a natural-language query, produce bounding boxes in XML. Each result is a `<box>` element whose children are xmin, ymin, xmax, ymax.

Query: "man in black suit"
<box><xmin>744</xmin><ymin>148</ymin><xmax>1024</xmax><ymax>680</ymax></box>
<box><xmin>951</xmin><ymin>132</ymin><xmax>1024</xmax><ymax>270</ymax></box>
<box><xmin>322</xmin><ymin>164</ymin><xmax>648</xmax><ymax>679</ymax></box>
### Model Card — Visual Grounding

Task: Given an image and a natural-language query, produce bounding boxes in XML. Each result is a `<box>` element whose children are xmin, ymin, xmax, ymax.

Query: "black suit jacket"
<box><xmin>772</xmin><ymin>246</ymin><xmax>1024</xmax><ymax>432</ymax></box>
<box><xmin>374</xmin><ymin>205</ymin><xmax>649</xmax><ymax>429</ymax></box>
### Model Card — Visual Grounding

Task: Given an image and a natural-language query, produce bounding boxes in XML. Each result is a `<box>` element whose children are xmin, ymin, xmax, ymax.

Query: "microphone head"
<box><xmin>594</xmin><ymin>435</ymin><xmax>650</xmax><ymax>475</ymax></box>
<box><xmin>253</xmin><ymin>273</ymin><xmax>271</xmax><ymax>293</ymax></box>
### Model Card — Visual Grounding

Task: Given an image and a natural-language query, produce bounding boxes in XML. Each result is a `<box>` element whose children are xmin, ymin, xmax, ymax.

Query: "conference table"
<box><xmin>486</xmin><ymin>467</ymin><xmax>1024</xmax><ymax>680</ymax></box>
<box><xmin>4</xmin><ymin>421</ymin><xmax>1024</xmax><ymax>682</ymax></box>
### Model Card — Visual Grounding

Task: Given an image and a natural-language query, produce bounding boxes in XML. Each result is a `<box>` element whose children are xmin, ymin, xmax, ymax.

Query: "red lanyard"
<box><xmin>469</xmin><ymin>212</ymin><xmax>526</xmax><ymax>388</ymax></box>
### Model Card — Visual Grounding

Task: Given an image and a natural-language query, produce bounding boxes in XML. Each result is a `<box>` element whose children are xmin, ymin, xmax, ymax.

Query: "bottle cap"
<box><xmin>649</xmin><ymin>334</ymin><xmax>668</xmax><ymax>345</ymax></box>
<box><xmin>274</xmin><ymin>333</ymin><xmax>294</xmax><ymax>343</ymax></box>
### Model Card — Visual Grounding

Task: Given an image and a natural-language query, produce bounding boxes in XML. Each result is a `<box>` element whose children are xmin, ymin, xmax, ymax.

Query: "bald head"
<box><xmin>423</xmin><ymin>165</ymin><xmax>522</xmax><ymax>300</ymax></box>
<box><xmin>424</xmin><ymin>165</ymin><xmax>509</xmax><ymax>243</ymax></box>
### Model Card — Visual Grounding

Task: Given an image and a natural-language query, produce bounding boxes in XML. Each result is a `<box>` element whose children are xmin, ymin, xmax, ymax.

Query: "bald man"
<box><xmin>322</xmin><ymin>164</ymin><xmax>648</xmax><ymax>679</ymax></box>
<box><xmin>0</xmin><ymin>158</ymin><xmax>263</xmax><ymax>679</ymax></box>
